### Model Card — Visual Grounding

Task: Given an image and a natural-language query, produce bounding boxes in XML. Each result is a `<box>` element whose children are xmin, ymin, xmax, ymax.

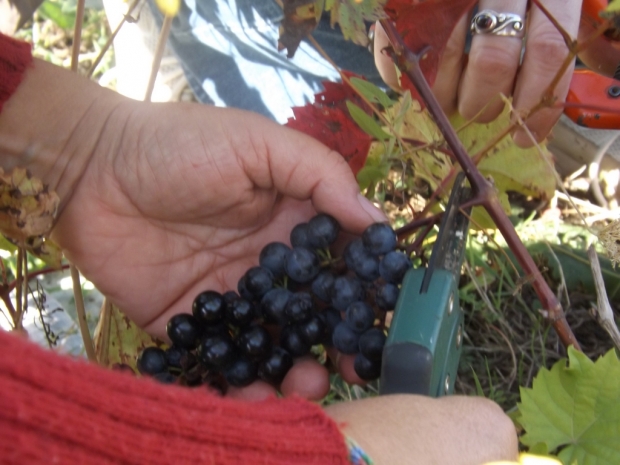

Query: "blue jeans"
<box><xmin>149</xmin><ymin>0</ymin><xmax>383</xmax><ymax>123</ymax></box>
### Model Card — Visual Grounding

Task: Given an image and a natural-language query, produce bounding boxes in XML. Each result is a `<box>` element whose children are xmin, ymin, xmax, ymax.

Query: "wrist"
<box><xmin>0</xmin><ymin>57</ymin><xmax>125</xmax><ymax>208</ymax></box>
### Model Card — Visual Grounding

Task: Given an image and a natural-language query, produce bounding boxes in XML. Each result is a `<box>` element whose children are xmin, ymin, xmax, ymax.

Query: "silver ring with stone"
<box><xmin>470</xmin><ymin>10</ymin><xmax>525</xmax><ymax>38</ymax></box>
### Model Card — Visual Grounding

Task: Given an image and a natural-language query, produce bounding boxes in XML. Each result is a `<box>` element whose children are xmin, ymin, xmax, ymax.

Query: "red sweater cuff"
<box><xmin>0</xmin><ymin>33</ymin><xmax>33</xmax><ymax>113</ymax></box>
<box><xmin>0</xmin><ymin>330</ymin><xmax>350</xmax><ymax>464</ymax></box>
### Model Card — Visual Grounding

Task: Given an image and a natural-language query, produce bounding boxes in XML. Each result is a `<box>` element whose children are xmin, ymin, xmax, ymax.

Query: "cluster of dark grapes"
<box><xmin>136</xmin><ymin>213</ymin><xmax>411</xmax><ymax>392</ymax></box>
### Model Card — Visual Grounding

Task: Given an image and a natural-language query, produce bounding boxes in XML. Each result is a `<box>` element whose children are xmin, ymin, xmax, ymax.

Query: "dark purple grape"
<box><xmin>311</xmin><ymin>270</ymin><xmax>336</xmax><ymax>302</ymax></box>
<box><xmin>137</xmin><ymin>347</ymin><xmax>167</xmax><ymax>375</ymax></box>
<box><xmin>280</xmin><ymin>324</ymin><xmax>312</xmax><ymax>357</ymax></box>
<box><xmin>166</xmin><ymin>313</ymin><xmax>201</xmax><ymax>350</ymax></box>
<box><xmin>197</xmin><ymin>333</ymin><xmax>236</xmax><ymax>369</ymax></box>
<box><xmin>152</xmin><ymin>372</ymin><xmax>178</xmax><ymax>384</ymax></box>
<box><xmin>285</xmin><ymin>247</ymin><xmax>321</xmax><ymax>283</ymax></box>
<box><xmin>193</xmin><ymin>290</ymin><xmax>225</xmax><ymax>324</ymax></box>
<box><xmin>242</xmin><ymin>266</ymin><xmax>274</xmax><ymax>299</ymax></box>
<box><xmin>318</xmin><ymin>307</ymin><xmax>342</xmax><ymax>346</ymax></box>
<box><xmin>379</xmin><ymin>250</ymin><xmax>412</xmax><ymax>284</ymax></box>
<box><xmin>331</xmin><ymin>275</ymin><xmax>364</xmax><ymax>311</ymax></box>
<box><xmin>164</xmin><ymin>346</ymin><xmax>197</xmax><ymax>371</ymax></box>
<box><xmin>260</xmin><ymin>288</ymin><xmax>292</xmax><ymax>324</ymax></box>
<box><xmin>224</xmin><ymin>297</ymin><xmax>256</xmax><ymax>326</ymax></box>
<box><xmin>259</xmin><ymin>242</ymin><xmax>291</xmax><ymax>278</ymax></box>
<box><xmin>259</xmin><ymin>347</ymin><xmax>293</xmax><ymax>385</ymax></box>
<box><xmin>285</xmin><ymin>292</ymin><xmax>314</xmax><ymax>322</ymax></box>
<box><xmin>224</xmin><ymin>358</ymin><xmax>258</xmax><ymax>387</ymax></box>
<box><xmin>354</xmin><ymin>353</ymin><xmax>382</xmax><ymax>380</ymax></box>
<box><xmin>345</xmin><ymin>301</ymin><xmax>375</xmax><ymax>333</ymax></box>
<box><xmin>359</xmin><ymin>327</ymin><xmax>387</xmax><ymax>360</ymax></box>
<box><xmin>343</xmin><ymin>238</ymin><xmax>380</xmax><ymax>282</ymax></box>
<box><xmin>237</xmin><ymin>325</ymin><xmax>272</xmax><ymax>361</ymax></box>
<box><xmin>202</xmin><ymin>322</ymin><xmax>230</xmax><ymax>338</ymax></box>
<box><xmin>307</xmin><ymin>213</ymin><xmax>340</xmax><ymax>249</ymax></box>
<box><xmin>299</xmin><ymin>314</ymin><xmax>326</xmax><ymax>346</ymax></box>
<box><xmin>376</xmin><ymin>282</ymin><xmax>400</xmax><ymax>310</ymax></box>
<box><xmin>237</xmin><ymin>274</ymin><xmax>254</xmax><ymax>301</ymax></box>
<box><xmin>290</xmin><ymin>223</ymin><xmax>312</xmax><ymax>248</ymax></box>
<box><xmin>223</xmin><ymin>290</ymin><xmax>239</xmax><ymax>304</ymax></box>
<box><xmin>332</xmin><ymin>322</ymin><xmax>360</xmax><ymax>354</ymax></box>
<box><xmin>362</xmin><ymin>223</ymin><xmax>397</xmax><ymax>256</ymax></box>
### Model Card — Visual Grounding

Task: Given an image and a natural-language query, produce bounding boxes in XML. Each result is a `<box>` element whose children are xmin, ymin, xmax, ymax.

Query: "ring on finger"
<box><xmin>470</xmin><ymin>10</ymin><xmax>525</xmax><ymax>38</ymax></box>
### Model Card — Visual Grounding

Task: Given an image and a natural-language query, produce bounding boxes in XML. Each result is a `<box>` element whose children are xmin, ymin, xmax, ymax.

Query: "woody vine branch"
<box><xmin>379</xmin><ymin>18</ymin><xmax>581</xmax><ymax>350</ymax></box>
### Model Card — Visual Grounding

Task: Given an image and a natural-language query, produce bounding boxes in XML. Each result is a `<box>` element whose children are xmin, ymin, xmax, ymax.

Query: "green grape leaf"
<box><xmin>450</xmin><ymin>108</ymin><xmax>556</xmax><ymax>201</ymax></box>
<box><xmin>349</xmin><ymin>77</ymin><xmax>396</xmax><ymax>109</ymax></box>
<box><xmin>0</xmin><ymin>234</ymin><xmax>17</xmax><ymax>254</ymax></box>
<box><xmin>94</xmin><ymin>302</ymin><xmax>166</xmax><ymax>371</ymax></box>
<box><xmin>24</xmin><ymin>236</ymin><xmax>63</xmax><ymax>268</ymax></box>
<box><xmin>603</xmin><ymin>0</ymin><xmax>620</xmax><ymax>15</ymax></box>
<box><xmin>382</xmin><ymin>96</ymin><xmax>451</xmax><ymax>190</ymax></box>
<box><xmin>346</xmin><ymin>101</ymin><xmax>391</xmax><ymax>140</ymax></box>
<box><xmin>357</xmin><ymin>142</ymin><xmax>391</xmax><ymax>190</ymax></box>
<box><xmin>37</xmin><ymin>0</ymin><xmax>76</xmax><ymax>30</ymax></box>
<box><xmin>518</xmin><ymin>347</ymin><xmax>620</xmax><ymax>464</ymax></box>
<box><xmin>325</xmin><ymin>0</ymin><xmax>387</xmax><ymax>46</ymax></box>
<box><xmin>377</xmin><ymin>96</ymin><xmax>556</xmax><ymax>217</ymax></box>
<box><xmin>470</xmin><ymin>190</ymin><xmax>511</xmax><ymax>230</ymax></box>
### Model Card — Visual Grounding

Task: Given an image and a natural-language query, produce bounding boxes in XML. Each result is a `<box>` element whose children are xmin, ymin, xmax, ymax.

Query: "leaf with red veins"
<box><xmin>287</xmin><ymin>104</ymin><xmax>372</xmax><ymax>175</ymax></box>
<box><xmin>384</xmin><ymin>0</ymin><xmax>477</xmax><ymax>97</ymax></box>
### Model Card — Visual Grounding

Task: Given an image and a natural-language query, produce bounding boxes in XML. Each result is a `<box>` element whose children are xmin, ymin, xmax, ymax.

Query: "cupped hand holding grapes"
<box><xmin>40</xmin><ymin>84</ymin><xmax>386</xmax><ymax>397</ymax></box>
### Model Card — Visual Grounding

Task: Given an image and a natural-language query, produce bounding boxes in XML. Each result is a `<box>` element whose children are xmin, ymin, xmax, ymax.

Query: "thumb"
<box><xmin>230</xmin><ymin>109</ymin><xmax>388</xmax><ymax>233</ymax></box>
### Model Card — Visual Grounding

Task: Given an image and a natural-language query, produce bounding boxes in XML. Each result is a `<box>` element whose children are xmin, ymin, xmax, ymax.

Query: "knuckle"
<box><xmin>525</xmin><ymin>32</ymin><xmax>570</xmax><ymax>75</ymax></box>
<box><xmin>442</xmin><ymin>35</ymin><xmax>464</xmax><ymax>63</ymax></box>
<box><xmin>465</xmin><ymin>397</ymin><xmax>518</xmax><ymax>449</ymax></box>
<box><xmin>468</xmin><ymin>44</ymin><xmax>519</xmax><ymax>82</ymax></box>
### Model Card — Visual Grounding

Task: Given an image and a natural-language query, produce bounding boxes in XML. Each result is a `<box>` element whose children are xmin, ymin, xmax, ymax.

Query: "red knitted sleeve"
<box><xmin>0</xmin><ymin>33</ymin><xmax>33</xmax><ymax>113</ymax></box>
<box><xmin>0</xmin><ymin>330</ymin><xmax>350</xmax><ymax>464</ymax></box>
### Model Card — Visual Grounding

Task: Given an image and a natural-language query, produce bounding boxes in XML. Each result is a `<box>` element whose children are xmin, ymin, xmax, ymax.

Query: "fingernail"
<box><xmin>357</xmin><ymin>193</ymin><xmax>388</xmax><ymax>223</ymax></box>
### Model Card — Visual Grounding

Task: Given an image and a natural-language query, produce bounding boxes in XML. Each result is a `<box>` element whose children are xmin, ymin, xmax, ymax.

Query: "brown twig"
<box><xmin>379</xmin><ymin>19</ymin><xmax>581</xmax><ymax>350</ymax></box>
<box><xmin>3</xmin><ymin>263</ymin><xmax>71</xmax><ymax>294</ymax></box>
<box><xmin>94</xmin><ymin>298</ymin><xmax>113</xmax><ymax>366</ymax></box>
<box><xmin>13</xmin><ymin>247</ymin><xmax>24</xmax><ymax>330</ymax></box>
<box><xmin>0</xmin><ymin>292</ymin><xmax>16</xmax><ymax>327</ymax></box>
<box><xmin>87</xmin><ymin>0</ymin><xmax>144</xmax><ymax>78</ymax></box>
<box><xmin>144</xmin><ymin>15</ymin><xmax>173</xmax><ymax>102</ymax></box>
<box><xmin>70</xmin><ymin>0</ymin><xmax>87</xmax><ymax>72</ymax></box>
<box><xmin>587</xmin><ymin>245</ymin><xmax>620</xmax><ymax>351</ymax></box>
<box><xmin>71</xmin><ymin>264</ymin><xmax>97</xmax><ymax>362</ymax></box>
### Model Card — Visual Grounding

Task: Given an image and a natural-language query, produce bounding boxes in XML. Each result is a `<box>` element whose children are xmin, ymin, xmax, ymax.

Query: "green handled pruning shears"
<box><xmin>380</xmin><ymin>172</ymin><xmax>471</xmax><ymax>397</ymax></box>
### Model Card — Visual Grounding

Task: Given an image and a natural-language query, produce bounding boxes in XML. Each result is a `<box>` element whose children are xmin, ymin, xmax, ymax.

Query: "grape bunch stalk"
<box><xmin>136</xmin><ymin>213</ymin><xmax>412</xmax><ymax>393</ymax></box>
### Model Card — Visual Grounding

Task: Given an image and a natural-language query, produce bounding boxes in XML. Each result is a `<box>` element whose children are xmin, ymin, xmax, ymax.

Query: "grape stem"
<box><xmin>379</xmin><ymin>19</ymin><xmax>581</xmax><ymax>350</ymax></box>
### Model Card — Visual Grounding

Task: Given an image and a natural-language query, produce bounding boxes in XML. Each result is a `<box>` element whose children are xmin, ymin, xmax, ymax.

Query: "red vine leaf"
<box><xmin>316</xmin><ymin>73</ymin><xmax>373</xmax><ymax>113</ymax></box>
<box><xmin>385</xmin><ymin>0</ymin><xmax>477</xmax><ymax>95</ymax></box>
<box><xmin>286</xmin><ymin>75</ymin><xmax>374</xmax><ymax>175</ymax></box>
<box><xmin>287</xmin><ymin>105</ymin><xmax>373</xmax><ymax>175</ymax></box>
